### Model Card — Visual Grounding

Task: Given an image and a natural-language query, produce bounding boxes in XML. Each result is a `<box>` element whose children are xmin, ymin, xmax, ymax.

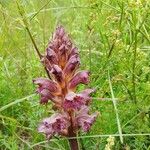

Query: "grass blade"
<box><xmin>108</xmin><ymin>70</ymin><xmax>123</xmax><ymax>144</ymax></box>
<box><xmin>0</xmin><ymin>94</ymin><xmax>35</xmax><ymax>112</ymax></box>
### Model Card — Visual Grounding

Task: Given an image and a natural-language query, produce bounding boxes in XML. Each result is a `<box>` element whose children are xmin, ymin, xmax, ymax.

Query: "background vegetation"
<box><xmin>0</xmin><ymin>0</ymin><xmax>150</xmax><ymax>149</ymax></box>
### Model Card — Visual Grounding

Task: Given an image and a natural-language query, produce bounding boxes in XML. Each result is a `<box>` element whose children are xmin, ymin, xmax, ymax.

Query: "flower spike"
<box><xmin>33</xmin><ymin>26</ymin><xmax>98</xmax><ymax>149</ymax></box>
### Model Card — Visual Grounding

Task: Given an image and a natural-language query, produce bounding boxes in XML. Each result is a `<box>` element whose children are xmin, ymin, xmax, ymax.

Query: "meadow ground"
<box><xmin>0</xmin><ymin>0</ymin><xmax>150</xmax><ymax>149</ymax></box>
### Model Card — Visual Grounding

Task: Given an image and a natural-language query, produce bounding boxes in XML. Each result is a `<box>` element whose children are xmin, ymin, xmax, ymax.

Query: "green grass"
<box><xmin>0</xmin><ymin>0</ymin><xmax>150</xmax><ymax>149</ymax></box>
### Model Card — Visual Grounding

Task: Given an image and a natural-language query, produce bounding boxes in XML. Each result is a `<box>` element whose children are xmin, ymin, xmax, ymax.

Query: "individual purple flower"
<box><xmin>33</xmin><ymin>78</ymin><xmax>61</xmax><ymax>95</ymax></box>
<box><xmin>46</xmin><ymin>48</ymin><xmax>58</xmax><ymax>65</ymax></box>
<box><xmin>63</xmin><ymin>54</ymin><xmax>80</xmax><ymax>81</ymax></box>
<box><xmin>78</xmin><ymin>88</ymin><xmax>96</xmax><ymax>104</ymax></box>
<box><xmin>75</xmin><ymin>106</ymin><xmax>98</xmax><ymax>132</ymax></box>
<box><xmin>68</xmin><ymin>71</ymin><xmax>90</xmax><ymax>90</ymax></box>
<box><xmin>38</xmin><ymin>89</ymin><xmax>54</xmax><ymax>104</ymax></box>
<box><xmin>50</xmin><ymin>65</ymin><xmax>65</xmax><ymax>87</ymax></box>
<box><xmin>63</xmin><ymin>92</ymin><xmax>84</xmax><ymax>110</ymax></box>
<box><xmin>38</xmin><ymin>113</ymin><xmax>70</xmax><ymax>139</ymax></box>
<box><xmin>63</xmin><ymin>89</ymin><xmax>95</xmax><ymax>110</ymax></box>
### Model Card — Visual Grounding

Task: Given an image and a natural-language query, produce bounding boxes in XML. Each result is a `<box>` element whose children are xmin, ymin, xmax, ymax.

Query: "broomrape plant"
<box><xmin>33</xmin><ymin>26</ymin><xmax>98</xmax><ymax>150</ymax></box>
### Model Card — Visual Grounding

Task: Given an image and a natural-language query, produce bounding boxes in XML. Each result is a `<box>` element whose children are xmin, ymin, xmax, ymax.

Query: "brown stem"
<box><xmin>68</xmin><ymin>126</ymin><xmax>79</xmax><ymax>150</ymax></box>
<box><xmin>68</xmin><ymin>111</ymin><xmax>79</xmax><ymax>150</ymax></box>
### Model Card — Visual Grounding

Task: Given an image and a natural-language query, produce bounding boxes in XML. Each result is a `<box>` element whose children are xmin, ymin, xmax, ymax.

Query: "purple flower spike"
<box><xmin>34</xmin><ymin>26</ymin><xmax>98</xmax><ymax>147</ymax></box>
<box><xmin>68</xmin><ymin>71</ymin><xmax>90</xmax><ymax>90</ymax></box>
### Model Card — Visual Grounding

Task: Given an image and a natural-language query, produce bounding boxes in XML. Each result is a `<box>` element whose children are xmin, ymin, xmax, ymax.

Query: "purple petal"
<box><xmin>63</xmin><ymin>92</ymin><xmax>76</xmax><ymax>109</ymax></box>
<box><xmin>36</xmin><ymin>87</ymin><xmax>60</xmax><ymax>104</ymax></box>
<box><xmin>78</xmin><ymin>89</ymin><xmax>96</xmax><ymax>104</ymax></box>
<box><xmin>33</xmin><ymin>78</ymin><xmax>61</xmax><ymax>95</ymax></box>
<box><xmin>63</xmin><ymin>92</ymin><xmax>86</xmax><ymax>110</ymax></box>
<box><xmin>40</xmin><ymin>89</ymin><xmax>53</xmax><ymax>98</ymax></box>
<box><xmin>77</xmin><ymin>105</ymin><xmax>89</xmax><ymax>115</ymax></box>
<box><xmin>52</xmin><ymin>118</ymin><xmax>68</xmax><ymax>132</ymax></box>
<box><xmin>75</xmin><ymin>106</ymin><xmax>98</xmax><ymax>132</ymax></box>
<box><xmin>50</xmin><ymin>65</ymin><xmax>65</xmax><ymax>86</ymax></box>
<box><xmin>41</xmin><ymin>56</ymin><xmax>52</xmax><ymax>71</ymax></box>
<box><xmin>59</xmin><ymin>44</ymin><xmax>66</xmax><ymax>54</ymax></box>
<box><xmin>63</xmin><ymin>54</ymin><xmax>80</xmax><ymax>80</ymax></box>
<box><xmin>40</xmin><ymin>89</ymin><xmax>54</xmax><ymax>104</ymax></box>
<box><xmin>49</xmin><ymin>40</ymin><xmax>59</xmax><ymax>52</ymax></box>
<box><xmin>40</xmin><ymin>97</ymin><xmax>49</xmax><ymax>104</ymax></box>
<box><xmin>38</xmin><ymin>119</ymin><xmax>54</xmax><ymax>139</ymax></box>
<box><xmin>46</xmin><ymin>48</ymin><xmax>58</xmax><ymax>65</ymax></box>
<box><xmin>68</xmin><ymin>71</ymin><xmax>90</xmax><ymax>90</ymax></box>
<box><xmin>68</xmin><ymin>47</ymin><xmax>78</xmax><ymax>59</ymax></box>
<box><xmin>55</xmin><ymin>26</ymin><xmax>65</xmax><ymax>38</ymax></box>
<box><xmin>79</xmin><ymin>89</ymin><xmax>96</xmax><ymax>96</ymax></box>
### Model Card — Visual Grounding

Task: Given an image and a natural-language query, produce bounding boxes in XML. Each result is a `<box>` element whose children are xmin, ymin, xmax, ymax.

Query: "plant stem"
<box><xmin>132</xmin><ymin>31</ymin><xmax>137</xmax><ymax>104</ymax></box>
<box><xmin>68</xmin><ymin>126</ymin><xmax>79</xmax><ymax>150</ymax></box>
<box><xmin>68</xmin><ymin>111</ymin><xmax>79</xmax><ymax>150</ymax></box>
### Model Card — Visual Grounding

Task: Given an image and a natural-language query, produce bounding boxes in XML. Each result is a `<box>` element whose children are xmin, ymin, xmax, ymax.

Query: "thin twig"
<box><xmin>16</xmin><ymin>1</ymin><xmax>51</xmax><ymax>79</ymax></box>
<box><xmin>16</xmin><ymin>1</ymin><xmax>42</xmax><ymax>59</ymax></box>
<box><xmin>30</xmin><ymin>0</ymin><xmax>52</xmax><ymax>20</ymax></box>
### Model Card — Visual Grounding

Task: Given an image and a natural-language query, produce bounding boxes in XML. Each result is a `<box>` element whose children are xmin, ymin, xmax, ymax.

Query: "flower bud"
<box><xmin>46</xmin><ymin>48</ymin><xmax>58</xmax><ymax>65</ymax></box>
